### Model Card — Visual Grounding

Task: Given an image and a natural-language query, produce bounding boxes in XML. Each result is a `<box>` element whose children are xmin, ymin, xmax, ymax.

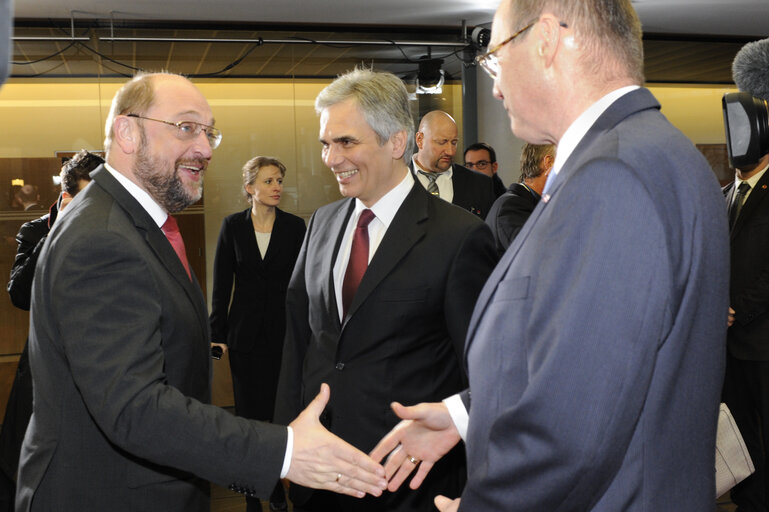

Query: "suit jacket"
<box><xmin>17</xmin><ymin>167</ymin><xmax>287</xmax><ymax>512</ymax></box>
<box><xmin>459</xmin><ymin>88</ymin><xmax>729</xmax><ymax>510</ymax></box>
<box><xmin>491</xmin><ymin>173</ymin><xmax>506</xmax><ymax>198</ymax></box>
<box><xmin>274</xmin><ymin>182</ymin><xmax>497</xmax><ymax>510</ymax></box>
<box><xmin>210</xmin><ymin>207</ymin><xmax>306</xmax><ymax>353</ymax></box>
<box><xmin>485</xmin><ymin>182</ymin><xmax>540</xmax><ymax>257</ymax></box>
<box><xmin>410</xmin><ymin>162</ymin><xmax>496</xmax><ymax>219</ymax></box>
<box><xmin>724</xmin><ymin>170</ymin><xmax>769</xmax><ymax>360</ymax></box>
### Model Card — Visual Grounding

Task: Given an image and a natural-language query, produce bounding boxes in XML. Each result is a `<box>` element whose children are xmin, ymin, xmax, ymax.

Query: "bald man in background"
<box><xmin>410</xmin><ymin>111</ymin><xmax>496</xmax><ymax>219</ymax></box>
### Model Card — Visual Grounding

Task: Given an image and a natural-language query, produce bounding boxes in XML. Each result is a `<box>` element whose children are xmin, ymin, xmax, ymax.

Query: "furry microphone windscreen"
<box><xmin>733</xmin><ymin>37</ymin><xmax>769</xmax><ymax>101</ymax></box>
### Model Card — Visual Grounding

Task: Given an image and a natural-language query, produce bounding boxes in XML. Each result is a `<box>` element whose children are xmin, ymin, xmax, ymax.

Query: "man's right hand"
<box><xmin>287</xmin><ymin>383</ymin><xmax>387</xmax><ymax>498</ymax></box>
<box><xmin>370</xmin><ymin>401</ymin><xmax>461</xmax><ymax>492</ymax></box>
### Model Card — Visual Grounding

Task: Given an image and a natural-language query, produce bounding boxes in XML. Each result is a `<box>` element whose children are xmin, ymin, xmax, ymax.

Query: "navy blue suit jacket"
<box><xmin>459</xmin><ymin>88</ymin><xmax>729</xmax><ymax>510</ymax></box>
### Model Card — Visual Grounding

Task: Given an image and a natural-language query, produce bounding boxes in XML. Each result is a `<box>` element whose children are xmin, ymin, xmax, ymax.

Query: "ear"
<box><xmin>542</xmin><ymin>154</ymin><xmax>555</xmax><ymax>171</ymax></box>
<box><xmin>415</xmin><ymin>131</ymin><xmax>424</xmax><ymax>151</ymax></box>
<box><xmin>535</xmin><ymin>14</ymin><xmax>564</xmax><ymax>68</ymax></box>
<box><xmin>390</xmin><ymin>130</ymin><xmax>408</xmax><ymax>160</ymax></box>
<box><xmin>492</xmin><ymin>162</ymin><xmax>499</xmax><ymax>174</ymax></box>
<box><xmin>244</xmin><ymin>183</ymin><xmax>254</xmax><ymax>197</ymax></box>
<box><xmin>113</xmin><ymin>115</ymin><xmax>139</xmax><ymax>155</ymax></box>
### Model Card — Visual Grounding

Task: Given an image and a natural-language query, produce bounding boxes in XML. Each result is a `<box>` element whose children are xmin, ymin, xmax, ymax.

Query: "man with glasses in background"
<box><xmin>16</xmin><ymin>72</ymin><xmax>386</xmax><ymax>512</ymax></box>
<box><xmin>463</xmin><ymin>142</ymin><xmax>506</xmax><ymax>198</ymax></box>
<box><xmin>372</xmin><ymin>1</ymin><xmax>729</xmax><ymax>510</ymax></box>
<box><xmin>410</xmin><ymin>111</ymin><xmax>496</xmax><ymax>219</ymax></box>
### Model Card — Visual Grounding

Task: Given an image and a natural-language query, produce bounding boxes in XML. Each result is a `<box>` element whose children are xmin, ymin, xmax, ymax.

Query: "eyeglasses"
<box><xmin>476</xmin><ymin>20</ymin><xmax>568</xmax><ymax>79</ymax></box>
<box><xmin>126</xmin><ymin>114</ymin><xmax>222</xmax><ymax>149</ymax></box>
<box><xmin>465</xmin><ymin>160</ymin><xmax>492</xmax><ymax>170</ymax></box>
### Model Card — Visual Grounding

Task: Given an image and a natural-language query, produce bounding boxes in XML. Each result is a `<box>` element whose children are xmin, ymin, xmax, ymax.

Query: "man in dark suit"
<box><xmin>372</xmin><ymin>1</ymin><xmax>729</xmax><ymax>510</ymax></box>
<box><xmin>463</xmin><ymin>142</ymin><xmax>506</xmax><ymax>198</ymax></box>
<box><xmin>410</xmin><ymin>111</ymin><xmax>496</xmax><ymax>219</ymax></box>
<box><xmin>485</xmin><ymin>143</ymin><xmax>554</xmax><ymax>255</ymax></box>
<box><xmin>274</xmin><ymin>69</ymin><xmax>497</xmax><ymax>512</ymax></box>
<box><xmin>16</xmin><ymin>72</ymin><xmax>386</xmax><ymax>512</ymax></box>
<box><xmin>722</xmin><ymin>150</ymin><xmax>769</xmax><ymax>510</ymax></box>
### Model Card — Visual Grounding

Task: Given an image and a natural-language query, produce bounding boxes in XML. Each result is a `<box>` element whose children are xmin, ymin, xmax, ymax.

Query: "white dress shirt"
<box><xmin>333</xmin><ymin>170</ymin><xmax>414</xmax><ymax>322</ymax></box>
<box><xmin>412</xmin><ymin>156</ymin><xmax>454</xmax><ymax>203</ymax></box>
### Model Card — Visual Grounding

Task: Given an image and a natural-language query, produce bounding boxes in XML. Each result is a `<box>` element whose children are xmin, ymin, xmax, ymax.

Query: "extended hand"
<box><xmin>210</xmin><ymin>342</ymin><xmax>228</xmax><ymax>355</ymax></box>
<box><xmin>370</xmin><ymin>401</ymin><xmax>461</xmax><ymax>492</ymax></box>
<box><xmin>287</xmin><ymin>383</ymin><xmax>387</xmax><ymax>498</ymax></box>
<box><xmin>435</xmin><ymin>495</ymin><xmax>461</xmax><ymax>511</ymax></box>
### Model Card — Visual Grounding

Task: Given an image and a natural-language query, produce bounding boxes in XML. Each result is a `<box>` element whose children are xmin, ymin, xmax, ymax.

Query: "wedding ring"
<box><xmin>335</xmin><ymin>473</ymin><xmax>342</xmax><ymax>482</ymax></box>
<box><xmin>408</xmin><ymin>456</ymin><xmax>420</xmax><ymax>465</ymax></box>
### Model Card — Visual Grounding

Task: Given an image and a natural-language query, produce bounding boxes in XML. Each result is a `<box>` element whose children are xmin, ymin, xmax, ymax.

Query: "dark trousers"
<box><xmin>723</xmin><ymin>354</ymin><xmax>769</xmax><ymax>512</ymax></box>
<box><xmin>229</xmin><ymin>349</ymin><xmax>287</xmax><ymax>510</ymax></box>
<box><xmin>0</xmin><ymin>343</ymin><xmax>33</xmax><ymax>512</ymax></box>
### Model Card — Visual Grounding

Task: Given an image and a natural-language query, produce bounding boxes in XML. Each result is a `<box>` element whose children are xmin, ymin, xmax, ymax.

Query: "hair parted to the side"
<box><xmin>315</xmin><ymin>68</ymin><xmax>415</xmax><ymax>162</ymax></box>
<box><xmin>242</xmin><ymin>156</ymin><xmax>287</xmax><ymax>204</ymax></box>
<box><xmin>103</xmin><ymin>71</ymin><xmax>181</xmax><ymax>154</ymax></box>
<box><xmin>519</xmin><ymin>143</ymin><xmax>556</xmax><ymax>181</ymax></box>
<box><xmin>506</xmin><ymin>0</ymin><xmax>644</xmax><ymax>85</ymax></box>
<box><xmin>60</xmin><ymin>150</ymin><xmax>104</xmax><ymax>195</ymax></box>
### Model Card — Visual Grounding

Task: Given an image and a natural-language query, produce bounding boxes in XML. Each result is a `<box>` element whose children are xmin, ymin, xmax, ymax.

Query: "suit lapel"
<box><xmin>465</xmin><ymin>88</ymin><xmax>661</xmax><ymax>355</ymax></box>
<box><xmin>324</xmin><ymin>199</ymin><xmax>356</xmax><ymax>328</ymax></box>
<box><xmin>91</xmin><ymin>167</ymin><xmax>208</xmax><ymax>334</ymax></box>
<box><xmin>342</xmin><ymin>184</ymin><xmax>427</xmax><ymax>325</ymax></box>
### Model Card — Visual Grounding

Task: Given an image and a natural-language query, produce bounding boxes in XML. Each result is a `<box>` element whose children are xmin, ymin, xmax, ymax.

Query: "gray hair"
<box><xmin>505</xmin><ymin>0</ymin><xmax>644</xmax><ymax>85</ymax></box>
<box><xmin>519</xmin><ymin>143</ymin><xmax>556</xmax><ymax>181</ymax></box>
<box><xmin>315</xmin><ymin>68</ymin><xmax>414</xmax><ymax>162</ymax></box>
<box><xmin>733</xmin><ymin>38</ymin><xmax>769</xmax><ymax>101</ymax></box>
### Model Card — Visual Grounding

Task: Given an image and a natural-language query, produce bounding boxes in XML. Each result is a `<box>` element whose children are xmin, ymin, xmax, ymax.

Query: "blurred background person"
<box><xmin>485</xmin><ymin>143</ymin><xmax>554</xmax><ymax>256</ymax></box>
<box><xmin>12</xmin><ymin>185</ymin><xmax>44</xmax><ymax>212</ymax></box>
<box><xmin>1</xmin><ymin>150</ymin><xmax>102</xmax><ymax>511</ymax></box>
<box><xmin>209</xmin><ymin>156</ymin><xmax>306</xmax><ymax>512</ymax></box>
<box><xmin>463</xmin><ymin>142</ymin><xmax>506</xmax><ymax>198</ymax></box>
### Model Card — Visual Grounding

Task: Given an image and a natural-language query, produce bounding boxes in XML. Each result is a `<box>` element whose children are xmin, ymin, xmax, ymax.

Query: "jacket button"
<box><xmin>335</xmin><ymin>362</ymin><xmax>344</xmax><ymax>370</ymax></box>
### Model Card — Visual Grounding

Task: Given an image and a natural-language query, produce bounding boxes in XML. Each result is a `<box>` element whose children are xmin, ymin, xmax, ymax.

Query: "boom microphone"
<box><xmin>733</xmin><ymin>38</ymin><xmax>769</xmax><ymax>101</ymax></box>
<box><xmin>722</xmin><ymin>37</ymin><xmax>769</xmax><ymax>168</ymax></box>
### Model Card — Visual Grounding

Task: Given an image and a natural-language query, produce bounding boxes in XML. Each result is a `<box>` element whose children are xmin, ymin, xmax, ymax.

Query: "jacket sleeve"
<box><xmin>273</xmin><ymin>212</ymin><xmax>315</xmax><ymax>426</ymax></box>
<box><xmin>209</xmin><ymin>217</ymin><xmax>235</xmax><ymax>344</ymax></box>
<box><xmin>7</xmin><ymin>220</ymin><xmax>47</xmax><ymax>311</ymax></box>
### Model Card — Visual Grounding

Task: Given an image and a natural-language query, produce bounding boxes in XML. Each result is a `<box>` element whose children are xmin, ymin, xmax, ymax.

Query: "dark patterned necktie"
<box><xmin>342</xmin><ymin>209</ymin><xmax>376</xmax><ymax>317</ymax></box>
<box><xmin>729</xmin><ymin>181</ymin><xmax>751</xmax><ymax>229</ymax></box>
<box><xmin>417</xmin><ymin>170</ymin><xmax>441</xmax><ymax>195</ymax></box>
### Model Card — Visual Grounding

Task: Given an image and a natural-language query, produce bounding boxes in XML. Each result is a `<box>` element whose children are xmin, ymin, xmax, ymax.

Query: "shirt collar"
<box><xmin>104</xmin><ymin>162</ymin><xmax>167</xmax><ymax>228</ymax></box>
<box><xmin>353</xmin><ymin>169</ymin><xmax>413</xmax><ymax>228</ymax></box>
<box><xmin>412</xmin><ymin>155</ymin><xmax>453</xmax><ymax>179</ymax></box>
<box><xmin>735</xmin><ymin>161</ymin><xmax>769</xmax><ymax>190</ymax></box>
<box><xmin>552</xmin><ymin>85</ymin><xmax>640</xmax><ymax>177</ymax></box>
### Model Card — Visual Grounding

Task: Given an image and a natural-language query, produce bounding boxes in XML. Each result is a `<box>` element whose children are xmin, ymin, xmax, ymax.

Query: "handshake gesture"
<box><xmin>288</xmin><ymin>389</ymin><xmax>464</xmax><ymax>510</ymax></box>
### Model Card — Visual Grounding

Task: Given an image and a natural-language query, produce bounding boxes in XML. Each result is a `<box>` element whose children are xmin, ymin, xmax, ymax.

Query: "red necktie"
<box><xmin>342</xmin><ymin>209</ymin><xmax>376</xmax><ymax>317</ymax></box>
<box><xmin>161</xmin><ymin>215</ymin><xmax>191</xmax><ymax>280</ymax></box>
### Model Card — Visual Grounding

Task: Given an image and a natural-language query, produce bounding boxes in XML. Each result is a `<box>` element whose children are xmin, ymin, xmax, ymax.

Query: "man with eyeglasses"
<box><xmin>463</xmin><ymin>142</ymin><xmax>506</xmax><ymax>198</ymax></box>
<box><xmin>372</xmin><ymin>0</ymin><xmax>729</xmax><ymax>510</ymax></box>
<box><xmin>16</xmin><ymin>72</ymin><xmax>387</xmax><ymax>512</ymax></box>
<box><xmin>410</xmin><ymin>111</ymin><xmax>496</xmax><ymax>219</ymax></box>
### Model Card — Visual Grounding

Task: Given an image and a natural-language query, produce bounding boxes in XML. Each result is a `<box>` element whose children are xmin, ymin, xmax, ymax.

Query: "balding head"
<box><xmin>414</xmin><ymin>110</ymin><xmax>459</xmax><ymax>173</ymax></box>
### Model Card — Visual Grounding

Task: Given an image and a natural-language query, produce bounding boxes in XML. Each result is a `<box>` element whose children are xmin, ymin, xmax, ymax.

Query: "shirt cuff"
<box><xmin>443</xmin><ymin>394</ymin><xmax>468</xmax><ymax>441</ymax></box>
<box><xmin>280</xmin><ymin>426</ymin><xmax>293</xmax><ymax>478</ymax></box>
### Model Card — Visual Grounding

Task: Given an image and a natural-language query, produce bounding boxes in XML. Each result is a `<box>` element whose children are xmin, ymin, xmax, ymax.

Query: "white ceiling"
<box><xmin>11</xmin><ymin>0</ymin><xmax>769</xmax><ymax>37</ymax></box>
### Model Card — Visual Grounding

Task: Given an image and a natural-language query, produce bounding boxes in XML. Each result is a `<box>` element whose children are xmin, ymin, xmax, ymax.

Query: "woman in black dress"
<box><xmin>210</xmin><ymin>156</ymin><xmax>306</xmax><ymax>511</ymax></box>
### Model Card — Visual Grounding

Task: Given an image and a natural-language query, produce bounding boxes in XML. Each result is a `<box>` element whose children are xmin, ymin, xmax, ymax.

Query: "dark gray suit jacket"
<box><xmin>17</xmin><ymin>167</ymin><xmax>287</xmax><ymax>511</ymax></box>
<box><xmin>411</xmin><ymin>162</ymin><xmax>496</xmax><ymax>219</ymax></box>
<box><xmin>275</xmin><ymin>181</ymin><xmax>497</xmax><ymax>510</ymax></box>
<box><xmin>459</xmin><ymin>88</ymin><xmax>729</xmax><ymax>510</ymax></box>
<box><xmin>724</xmin><ymin>171</ymin><xmax>769</xmax><ymax>360</ymax></box>
<box><xmin>485</xmin><ymin>182</ymin><xmax>540</xmax><ymax>257</ymax></box>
